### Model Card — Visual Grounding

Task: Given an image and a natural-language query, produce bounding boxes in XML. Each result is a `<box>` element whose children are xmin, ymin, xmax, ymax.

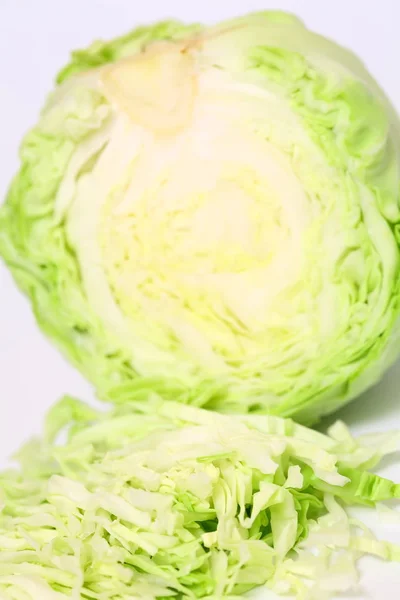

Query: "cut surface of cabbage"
<box><xmin>1</xmin><ymin>12</ymin><xmax>400</xmax><ymax>421</ymax></box>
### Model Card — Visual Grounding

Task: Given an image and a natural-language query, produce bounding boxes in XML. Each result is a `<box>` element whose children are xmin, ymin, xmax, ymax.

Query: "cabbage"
<box><xmin>1</xmin><ymin>12</ymin><xmax>400</xmax><ymax>422</ymax></box>
<box><xmin>0</xmin><ymin>397</ymin><xmax>399</xmax><ymax>600</ymax></box>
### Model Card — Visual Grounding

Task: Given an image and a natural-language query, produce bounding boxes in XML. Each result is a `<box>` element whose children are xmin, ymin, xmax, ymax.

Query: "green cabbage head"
<box><xmin>1</xmin><ymin>11</ymin><xmax>400</xmax><ymax>423</ymax></box>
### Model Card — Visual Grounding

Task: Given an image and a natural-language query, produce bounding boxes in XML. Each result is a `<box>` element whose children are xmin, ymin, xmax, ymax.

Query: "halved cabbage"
<box><xmin>1</xmin><ymin>12</ymin><xmax>400</xmax><ymax>422</ymax></box>
<box><xmin>1</xmin><ymin>396</ymin><xmax>400</xmax><ymax>599</ymax></box>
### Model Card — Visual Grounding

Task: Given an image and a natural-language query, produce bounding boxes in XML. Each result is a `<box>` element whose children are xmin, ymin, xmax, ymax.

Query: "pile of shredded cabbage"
<box><xmin>0</xmin><ymin>397</ymin><xmax>399</xmax><ymax>599</ymax></box>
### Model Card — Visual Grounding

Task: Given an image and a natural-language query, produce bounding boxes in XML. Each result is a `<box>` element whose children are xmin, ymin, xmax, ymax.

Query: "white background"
<box><xmin>0</xmin><ymin>1</ymin><xmax>399</xmax><ymax>597</ymax></box>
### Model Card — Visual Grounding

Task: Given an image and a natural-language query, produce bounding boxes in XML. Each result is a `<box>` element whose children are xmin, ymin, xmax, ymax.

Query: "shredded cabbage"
<box><xmin>0</xmin><ymin>397</ymin><xmax>399</xmax><ymax>599</ymax></box>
